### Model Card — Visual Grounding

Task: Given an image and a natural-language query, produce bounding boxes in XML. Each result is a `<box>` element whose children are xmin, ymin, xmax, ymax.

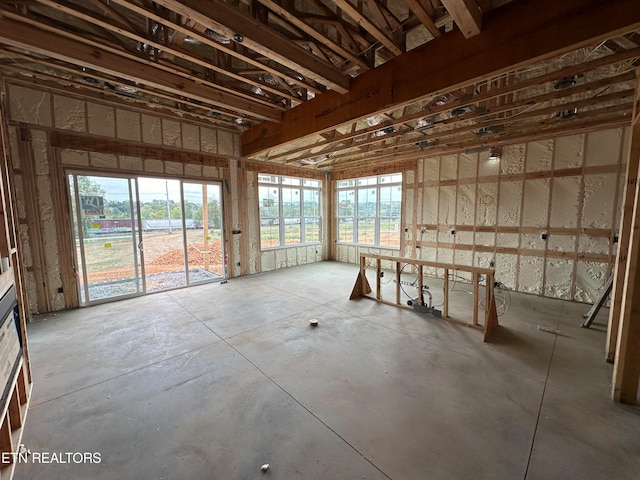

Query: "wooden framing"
<box><xmin>0</xmin><ymin>76</ymin><xmax>32</xmax><ymax>480</ymax></box>
<box><xmin>440</xmin><ymin>0</ymin><xmax>482</xmax><ymax>38</ymax></box>
<box><xmin>611</xmin><ymin>68</ymin><xmax>640</xmax><ymax>404</ymax></box>
<box><xmin>350</xmin><ymin>253</ymin><xmax>499</xmax><ymax>341</ymax></box>
<box><xmin>151</xmin><ymin>0</ymin><xmax>350</xmax><ymax>94</ymax></box>
<box><xmin>0</xmin><ymin>16</ymin><xmax>281</xmax><ymax>123</ymax></box>
<box><xmin>15</xmin><ymin>128</ymin><xmax>50</xmax><ymax>313</ymax></box>
<box><xmin>50</xmin><ymin>132</ymin><xmax>230</xmax><ymax>169</ymax></box>
<box><xmin>242</xmin><ymin>0</ymin><xmax>640</xmax><ymax>156</ymax></box>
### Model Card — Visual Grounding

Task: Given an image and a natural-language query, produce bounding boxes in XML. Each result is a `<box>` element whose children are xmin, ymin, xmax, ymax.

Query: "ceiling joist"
<box><xmin>242</xmin><ymin>0</ymin><xmax>640</xmax><ymax>156</ymax></box>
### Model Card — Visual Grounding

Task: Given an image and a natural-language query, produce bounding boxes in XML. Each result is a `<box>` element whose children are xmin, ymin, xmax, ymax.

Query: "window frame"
<box><xmin>258</xmin><ymin>174</ymin><xmax>322</xmax><ymax>250</ymax></box>
<box><xmin>336</xmin><ymin>173</ymin><xmax>402</xmax><ymax>249</ymax></box>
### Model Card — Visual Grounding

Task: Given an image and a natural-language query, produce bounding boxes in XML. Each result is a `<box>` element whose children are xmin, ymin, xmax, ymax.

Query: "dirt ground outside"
<box><xmin>81</xmin><ymin>229</ymin><xmax>224</xmax><ymax>283</ymax></box>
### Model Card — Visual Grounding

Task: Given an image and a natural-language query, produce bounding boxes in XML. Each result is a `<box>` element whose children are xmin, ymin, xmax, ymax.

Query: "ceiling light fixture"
<box><xmin>300</xmin><ymin>153</ymin><xmax>332</xmax><ymax>165</ymax></box>
<box><xmin>366</xmin><ymin>115</ymin><xmax>383</xmax><ymax>127</ymax></box>
<box><xmin>554</xmin><ymin>75</ymin><xmax>578</xmax><ymax>89</ymax></box>
<box><xmin>488</xmin><ymin>147</ymin><xmax>502</xmax><ymax>161</ymax></box>
<box><xmin>415</xmin><ymin>116</ymin><xmax>435</xmax><ymax>130</ymax></box>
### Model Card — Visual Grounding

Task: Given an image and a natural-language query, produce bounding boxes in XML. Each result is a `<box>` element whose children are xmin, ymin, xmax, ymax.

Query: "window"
<box><xmin>258</xmin><ymin>174</ymin><xmax>321</xmax><ymax>249</ymax></box>
<box><xmin>336</xmin><ymin>173</ymin><xmax>402</xmax><ymax>248</ymax></box>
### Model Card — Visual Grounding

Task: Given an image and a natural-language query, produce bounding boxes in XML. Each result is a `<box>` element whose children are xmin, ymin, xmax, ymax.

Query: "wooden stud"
<box><xmin>48</xmin><ymin>145</ymin><xmax>79</xmax><ymax>309</ymax></box>
<box><xmin>395</xmin><ymin>261</ymin><xmax>401</xmax><ymax>304</ymax></box>
<box><xmin>608</xmin><ymin>124</ymin><xmax>640</xmax><ymax>362</ymax></box>
<box><xmin>351</xmin><ymin>253</ymin><xmax>495</xmax><ymax>338</ymax></box>
<box><xmin>611</xmin><ymin>71</ymin><xmax>640</xmax><ymax>402</ymax></box>
<box><xmin>8</xmin><ymin>387</ymin><xmax>21</xmax><ymax>431</ymax></box>
<box><xmin>16</xmin><ymin>128</ymin><xmax>51</xmax><ymax>313</ymax></box>
<box><xmin>0</xmin><ymin>417</ymin><xmax>12</xmax><ymax>466</ymax></box>
<box><xmin>376</xmin><ymin>258</ymin><xmax>381</xmax><ymax>299</ymax></box>
<box><xmin>473</xmin><ymin>271</ymin><xmax>479</xmax><ymax>326</ymax></box>
<box><xmin>443</xmin><ymin>267</ymin><xmax>449</xmax><ymax>318</ymax></box>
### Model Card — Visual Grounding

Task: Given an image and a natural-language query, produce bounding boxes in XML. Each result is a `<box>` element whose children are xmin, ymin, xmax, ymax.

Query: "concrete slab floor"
<box><xmin>14</xmin><ymin>261</ymin><xmax>640</xmax><ymax>480</ymax></box>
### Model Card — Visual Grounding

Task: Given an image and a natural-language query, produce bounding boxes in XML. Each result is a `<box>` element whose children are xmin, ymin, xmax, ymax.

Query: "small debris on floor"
<box><xmin>537</xmin><ymin>325</ymin><xmax>560</xmax><ymax>335</ymax></box>
<box><xmin>309</xmin><ymin>318</ymin><xmax>319</xmax><ymax>327</ymax></box>
<box><xmin>261</xmin><ymin>463</ymin><xmax>269</xmax><ymax>472</ymax></box>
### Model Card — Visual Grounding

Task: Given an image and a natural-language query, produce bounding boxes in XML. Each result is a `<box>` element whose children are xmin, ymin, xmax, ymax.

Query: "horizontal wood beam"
<box><xmin>256</xmin><ymin>0</ymin><xmax>370</xmax><ymax>72</ymax></box>
<box><xmin>109</xmin><ymin>0</ymin><xmax>322</xmax><ymax>94</ymax></box>
<box><xmin>242</xmin><ymin>0</ymin><xmax>640</xmax><ymax>156</ymax></box>
<box><xmin>35</xmin><ymin>0</ymin><xmax>299</xmax><ymax>103</ymax></box>
<box><xmin>403</xmin><ymin>0</ymin><xmax>442</xmax><ymax>38</ymax></box>
<box><xmin>50</xmin><ymin>132</ymin><xmax>230</xmax><ymax>168</ymax></box>
<box><xmin>152</xmin><ymin>0</ymin><xmax>350</xmax><ymax>94</ymax></box>
<box><xmin>0</xmin><ymin>17</ymin><xmax>282</xmax><ymax>122</ymax></box>
<box><xmin>441</xmin><ymin>0</ymin><xmax>482</xmax><ymax>38</ymax></box>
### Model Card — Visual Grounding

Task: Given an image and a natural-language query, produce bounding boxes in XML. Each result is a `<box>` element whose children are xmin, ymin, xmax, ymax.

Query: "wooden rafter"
<box><xmin>151</xmin><ymin>0</ymin><xmax>351</xmax><ymax>93</ymax></box>
<box><xmin>403</xmin><ymin>0</ymin><xmax>442</xmax><ymax>38</ymax></box>
<box><xmin>0</xmin><ymin>16</ymin><xmax>282</xmax><ymax>121</ymax></box>
<box><xmin>256</xmin><ymin>0</ymin><xmax>370</xmax><ymax>71</ymax></box>
<box><xmin>34</xmin><ymin>0</ymin><xmax>300</xmax><ymax>103</ymax></box>
<box><xmin>440</xmin><ymin>0</ymin><xmax>482</xmax><ymax>38</ymax></box>
<box><xmin>108</xmin><ymin>0</ymin><xmax>323</xmax><ymax>94</ymax></box>
<box><xmin>242</xmin><ymin>0</ymin><xmax>640</xmax><ymax>156</ymax></box>
<box><xmin>332</xmin><ymin>0</ymin><xmax>403</xmax><ymax>55</ymax></box>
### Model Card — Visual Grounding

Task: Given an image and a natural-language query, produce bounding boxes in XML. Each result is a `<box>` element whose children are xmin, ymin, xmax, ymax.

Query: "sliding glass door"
<box><xmin>69</xmin><ymin>173</ymin><xmax>225</xmax><ymax>305</ymax></box>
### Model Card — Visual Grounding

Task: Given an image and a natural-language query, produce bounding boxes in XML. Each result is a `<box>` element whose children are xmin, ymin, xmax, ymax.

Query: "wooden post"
<box><xmin>486</xmin><ymin>272</ymin><xmax>494</xmax><ymax>326</ymax></box>
<box><xmin>202</xmin><ymin>184</ymin><xmax>209</xmax><ymax>271</ymax></box>
<box><xmin>376</xmin><ymin>258</ymin><xmax>381</xmax><ymax>299</ymax></box>
<box><xmin>395</xmin><ymin>261</ymin><xmax>401</xmax><ymax>304</ymax></box>
<box><xmin>612</xmin><ymin>68</ymin><xmax>640</xmax><ymax>404</ymax></box>
<box><xmin>608</xmin><ymin>89</ymin><xmax>640</xmax><ymax>361</ymax></box>
<box><xmin>443</xmin><ymin>268</ymin><xmax>449</xmax><ymax>318</ymax></box>
<box><xmin>473</xmin><ymin>272</ymin><xmax>479</xmax><ymax>326</ymax></box>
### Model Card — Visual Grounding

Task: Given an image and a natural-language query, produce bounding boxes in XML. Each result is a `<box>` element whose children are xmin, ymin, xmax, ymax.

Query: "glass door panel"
<box><xmin>138</xmin><ymin>177</ymin><xmax>186</xmax><ymax>293</ymax></box>
<box><xmin>69</xmin><ymin>174</ymin><xmax>141</xmax><ymax>304</ymax></box>
<box><xmin>183</xmin><ymin>182</ymin><xmax>225</xmax><ymax>283</ymax></box>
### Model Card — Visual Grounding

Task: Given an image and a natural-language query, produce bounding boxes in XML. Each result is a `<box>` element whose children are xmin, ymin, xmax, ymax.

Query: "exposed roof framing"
<box><xmin>0</xmin><ymin>0</ymin><xmax>638</xmax><ymax>172</ymax></box>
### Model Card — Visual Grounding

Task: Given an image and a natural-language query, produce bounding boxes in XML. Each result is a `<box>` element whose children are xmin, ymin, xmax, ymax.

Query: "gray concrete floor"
<box><xmin>14</xmin><ymin>261</ymin><xmax>640</xmax><ymax>479</ymax></box>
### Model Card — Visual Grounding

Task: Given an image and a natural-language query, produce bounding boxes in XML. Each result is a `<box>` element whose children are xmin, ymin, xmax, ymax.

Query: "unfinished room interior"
<box><xmin>0</xmin><ymin>0</ymin><xmax>639</xmax><ymax>478</ymax></box>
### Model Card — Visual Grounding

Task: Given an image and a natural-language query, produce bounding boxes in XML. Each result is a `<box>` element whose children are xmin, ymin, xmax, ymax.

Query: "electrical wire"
<box><xmin>479</xmin><ymin>281</ymin><xmax>512</xmax><ymax>317</ymax></box>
